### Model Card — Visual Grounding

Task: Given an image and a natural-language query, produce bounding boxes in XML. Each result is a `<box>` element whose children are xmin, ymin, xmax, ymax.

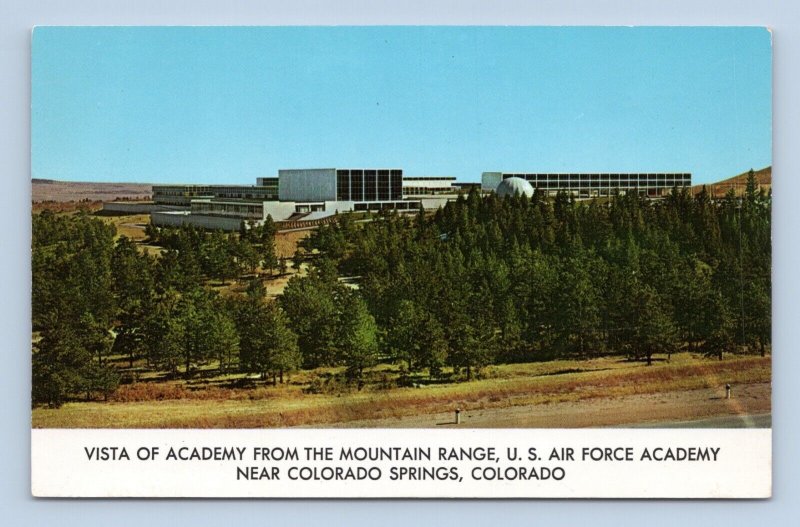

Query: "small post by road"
<box><xmin>455</xmin><ymin>408</ymin><xmax>461</xmax><ymax>425</ymax></box>
<box><xmin>725</xmin><ymin>383</ymin><xmax>732</xmax><ymax>399</ymax></box>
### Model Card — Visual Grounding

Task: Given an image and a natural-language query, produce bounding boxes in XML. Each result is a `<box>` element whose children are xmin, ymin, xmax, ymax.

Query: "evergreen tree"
<box><xmin>142</xmin><ymin>291</ymin><xmax>185</xmax><ymax>376</ymax></box>
<box><xmin>553</xmin><ymin>256</ymin><xmax>602</xmax><ymax>356</ymax></box>
<box><xmin>235</xmin><ymin>238</ymin><xmax>261</xmax><ymax>275</ymax></box>
<box><xmin>627</xmin><ymin>284</ymin><xmax>679</xmax><ymax>365</ymax></box>
<box><xmin>111</xmin><ymin>236</ymin><xmax>156</xmax><ymax>367</ymax></box>
<box><xmin>700</xmin><ymin>290</ymin><xmax>735</xmax><ymax>360</ymax></box>
<box><xmin>175</xmin><ymin>289</ymin><xmax>238</xmax><ymax>376</ymax></box>
<box><xmin>387</xmin><ymin>300</ymin><xmax>448</xmax><ymax>376</ymax></box>
<box><xmin>235</xmin><ymin>295</ymin><xmax>300</xmax><ymax>383</ymax></box>
<box><xmin>32</xmin><ymin>324</ymin><xmax>91</xmax><ymax>407</ymax></box>
<box><xmin>279</xmin><ymin>273</ymin><xmax>341</xmax><ymax>368</ymax></box>
<box><xmin>336</xmin><ymin>292</ymin><xmax>379</xmax><ymax>386</ymax></box>
<box><xmin>33</xmin><ymin>322</ymin><xmax>119</xmax><ymax>406</ymax></box>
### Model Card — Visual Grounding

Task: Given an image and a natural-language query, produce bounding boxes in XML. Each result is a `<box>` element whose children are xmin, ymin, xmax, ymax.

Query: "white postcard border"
<box><xmin>32</xmin><ymin>428</ymin><xmax>771</xmax><ymax>498</ymax></box>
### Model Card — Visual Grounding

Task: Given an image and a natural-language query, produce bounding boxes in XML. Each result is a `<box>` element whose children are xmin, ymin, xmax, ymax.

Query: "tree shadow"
<box><xmin>539</xmin><ymin>367</ymin><xmax>612</xmax><ymax>377</ymax></box>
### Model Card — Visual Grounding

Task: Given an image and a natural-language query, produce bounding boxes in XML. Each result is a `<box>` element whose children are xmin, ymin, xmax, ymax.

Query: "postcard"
<box><xmin>31</xmin><ymin>26</ymin><xmax>772</xmax><ymax>498</ymax></box>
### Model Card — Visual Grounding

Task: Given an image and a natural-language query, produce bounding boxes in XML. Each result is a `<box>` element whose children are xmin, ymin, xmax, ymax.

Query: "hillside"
<box><xmin>693</xmin><ymin>166</ymin><xmax>771</xmax><ymax>198</ymax></box>
<box><xmin>32</xmin><ymin>179</ymin><xmax>152</xmax><ymax>203</ymax></box>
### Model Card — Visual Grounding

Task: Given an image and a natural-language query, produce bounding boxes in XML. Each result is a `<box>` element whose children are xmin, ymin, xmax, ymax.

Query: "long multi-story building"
<box><xmin>148</xmin><ymin>168</ymin><xmax>463</xmax><ymax>230</ymax></box>
<box><xmin>402</xmin><ymin>176</ymin><xmax>459</xmax><ymax>197</ymax></box>
<box><xmin>152</xmin><ymin>182</ymin><xmax>279</xmax><ymax>206</ymax></box>
<box><xmin>482</xmin><ymin>172</ymin><xmax>691</xmax><ymax>198</ymax></box>
<box><xmin>135</xmin><ymin>167</ymin><xmax>692</xmax><ymax>232</ymax></box>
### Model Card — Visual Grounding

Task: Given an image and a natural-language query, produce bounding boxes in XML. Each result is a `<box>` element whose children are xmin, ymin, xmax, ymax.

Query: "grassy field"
<box><xmin>31</xmin><ymin>353</ymin><xmax>770</xmax><ymax>429</ymax></box>
<box><xmin>96</xmin><ymin>212</ymin><xmax>311</xmax><ymax>259</ymax></box>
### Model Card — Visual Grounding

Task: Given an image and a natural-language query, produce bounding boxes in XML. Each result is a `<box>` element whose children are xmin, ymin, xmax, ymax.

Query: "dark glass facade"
<box><xmin>336</xmin><ymin>168</ymin><xmax>403</xmax><ymax>202</ymax></box>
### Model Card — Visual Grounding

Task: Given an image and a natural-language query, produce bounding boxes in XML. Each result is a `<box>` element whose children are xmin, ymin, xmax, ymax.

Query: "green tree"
<box><xmin>672</xmin><ymin>258</ymin><xmax>713</xmax><ymax>352</ymax></box>
<box><xmin>553</xmin><ymin>256</ymin><xmax>602</xmax><ymax>356</ymax></box>
<box><xmin>142</xmin><ymin>291</ymin><xmax>184</xmax><ymax>375</ymax></box>
<box><xmin>202</xmin><ymin>307</ymin><xmax>241</xmax><ymax>373</ymax></box>
<box><xmin>387</xmin><ymin>300</ymin><xmax>448</xmax><ymax>377</ymax></box>
<box><xmin>236</xmin><ymin>238</ymin><xmax>261</xmax><ymax>275</ymax></box>
<box><xmin>250</xmin><ymin>215</ymin><xmax>279</xmax><ymax>275</ymax></box>
<box><xmin>417</xmin><ymin>313</ymin><xmax>448</xmax><ymax>378</ymax></box>
<box><xmin>744</xmin><ymin>279</ymin><xmax>771</xmax><ymax>356</ymax></box>
<box><xmin>336</xmin><ymin>292</ymin><xmax>379</xmax><ymax>386</ymax></box>
<box><xmin>32</xmin><ymin>323</ymin><xmax>119</xmax><ymax>406</ymax></box>
<box><xmin>446</xmin><ymin>318</ymin><xmax>493</xmax><ymax>381</ymax></box>
<box><xmin>84</xmin><ymin>363</ymin><xmax>121</xmax><ymax>402</ymax></box>
<box><xmin>280</xmin><ymin>273</ymin><xmax>342</xmax><ymax>368</ymax></box>
<box><xmin>386</xmin><ymin>299</ymin><xmax>420</xmax><ymax>371</ymax></box>
<box><xmin>33</xmin><ymin>325</ymin><xmax>89</xmax><ymax>407</ymax></box>
<box><xmin>628</xmin><ymin>284</ymin><xmax>679</xmax><ymax>365</ymax></box>
<box><xmin>201</xmin><ymin>231</ymin><xmax>237</xmax><ymax>284</ymax></box>
<box><xmin>144</xmin><ymin>222</ymin><xmax>159</xmax><ymax>243</ymax></box>
<box><xmin>235</xmin><ymin>295</ymin><xmax>301</xmax><ymax>383</ymax></box>
<box><xmin>700</xmin><ymin>290</ymin><xmax>735</xmax><ymax>360</ymax></box>
<box><xmin>262</xmin><ymin>240</ymin><xmax>278</xmax><ymax>276</ymax></box>
<box><xmin>111</xmin><ymin>236</ymin><xmax>156</xmax><ymax>367</ymax></box>
<box><xmin>176</xmin><ymin>289</ymin><xmax>239</xmax><ymax>376</ymax></box>
<box><xmin>745</xmin><ymin>168</ymin><xmax>758</xmax><ymax>203</ymax></box>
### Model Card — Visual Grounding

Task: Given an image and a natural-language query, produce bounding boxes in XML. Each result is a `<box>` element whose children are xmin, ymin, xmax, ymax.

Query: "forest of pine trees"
<box><xmin>31</xmin><ymin>171</ymin><xmax>771</xmax><ymax>407</ymax></box>
<box><xmin>298</xmin><ymin>171</ymin><xmax>771</xmax><ymax>373</ymax></box>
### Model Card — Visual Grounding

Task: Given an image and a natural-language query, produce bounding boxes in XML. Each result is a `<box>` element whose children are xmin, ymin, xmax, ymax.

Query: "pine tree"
<box><xmin>700</xmin><ymin>290</ymin><xmax>735</xmax><ymax>360</ymax></box>
<box><xmin>280</xmin><ymin>274</ymin><xmax>342</xmax><ymax>368</ymax></box>
<box><xmin>336</xmin><ymin>292</ymin><xmax>379</xmax><ymax>386</ymax></box>
<box><xmin>628</xmin><ymin>284</ymin><xmax>678</xmax><ymax>365</ymax></box>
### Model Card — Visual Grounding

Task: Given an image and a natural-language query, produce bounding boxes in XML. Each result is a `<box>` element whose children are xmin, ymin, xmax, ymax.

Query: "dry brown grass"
<box><xmin>274</xmin><ymin>229</ymin><xmax>312</xmax><ymax>258</ymax></box>
<box><xmin>692</xmin><ymin>166</ymin><xmax>772</xmax><ymax>198</ymax></box>
<box><xmin>32</xmin><ymin>180</ymin><xmax>151</xmax><ymax>203</ymax></box>
<box><xmin>97</xmin><ymin>214</ymin><xmax>150</xmax><ymax>241</ymax></box>
<box><xmin>32</xmin><ymin>353</ymin><xmax>770</xmax><ymax>429</ymax></box>
<box><xmin>110</xmin><ymin>382</ymin><xmax>292</xmax><ymax>403</ymax></box>
<box><xmin>31</xmin><ymin>201</ymin><xmax>104</xmax><ymax>214</ymax></box>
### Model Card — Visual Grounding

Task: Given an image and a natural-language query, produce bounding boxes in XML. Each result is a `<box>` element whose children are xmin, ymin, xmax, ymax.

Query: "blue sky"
<box><xmin>31</xmin><ymin>26</ymin><xmax>771</xmax><ymax>185</ymax></box>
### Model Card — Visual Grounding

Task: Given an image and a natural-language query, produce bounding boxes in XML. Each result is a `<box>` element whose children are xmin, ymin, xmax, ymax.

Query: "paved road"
<box><xmin>625</xmin><ymin>413</ymin><xmax>771</xmax><ymax>429</ymax></box>
<box><xmin>309</xmin><ymin>383</ymin><xmax>771</xmax><ymax>429</ymax></box>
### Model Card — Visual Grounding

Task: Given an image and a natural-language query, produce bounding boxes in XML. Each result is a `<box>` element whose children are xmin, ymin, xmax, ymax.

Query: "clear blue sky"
<box><xmin>31</xmin><ymin>26</ymin><xmax>772</xmax><ymax>185</ymax></box>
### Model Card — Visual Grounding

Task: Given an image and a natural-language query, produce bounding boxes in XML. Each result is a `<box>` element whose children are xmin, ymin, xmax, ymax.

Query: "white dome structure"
<box><xmin>495</xmin><ymin>177</ymin><xmax>535</xmax><ymax>198</ymax></box>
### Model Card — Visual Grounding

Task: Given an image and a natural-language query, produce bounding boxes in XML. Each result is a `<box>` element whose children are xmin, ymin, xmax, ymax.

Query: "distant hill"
<box><xmin>692</xmin><ymin>166</ymin><xmax>771</xmax><ymax>198</ymax></box>
<box><xmin>32</xmin><ymin>179</ymin><xmax>152</xmax><ymax>203</ymax></box>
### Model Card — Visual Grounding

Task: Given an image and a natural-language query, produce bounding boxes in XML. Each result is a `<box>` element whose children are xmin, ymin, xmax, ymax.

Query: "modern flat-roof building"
<box><xmin>152</xmin><ymin>183</ymin><xmax>279</xmax><ymax>206</ymax></box>
<box><xmin>148</xmin><ymin>169</ymin><xmax>462</xmax><ymax>231</ymax></box>
<box><xmin>482</xmin><ymin>172</ymin><xmax>691</xmax><ymax>198</ymax></box>
<box><xmin>277</xmin><ymin>168</ymin><xmax>404</xmax><ymax>202</ymax></box>
<box><xmin>255</xmin><ymin>177</ymin><xmax>280</xmax><ymax>187</ymax></box>
<box><xmin>402</xmin><ymin>176</ymin><xmax>459</xmax><ymax>196</ymax></box>
<box><xmin>141</xmin><ymin>167</ymin><xmax>691</xmax><ymax>232</ymax></box>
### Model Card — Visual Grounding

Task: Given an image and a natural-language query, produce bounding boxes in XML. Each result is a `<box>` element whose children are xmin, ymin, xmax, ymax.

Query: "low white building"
<box><xmin>148</xmin><ymin>168</ymin><xmax>465</xmax><ymax>231</ymax></box>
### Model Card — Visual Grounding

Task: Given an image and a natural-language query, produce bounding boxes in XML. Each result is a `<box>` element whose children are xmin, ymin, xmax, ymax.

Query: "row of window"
<box><xmin>402</xmin><ymin>177</ymin><xmax>456</xmax><ymax>182</ymax></box>
<box><xmin>153</xmin><ymin>186</ymin><xmax>278</xmax><ymax>204</ymax></box>
<box><xmin>529</xmin><ymin>180</ymin><xmax>690</xmax><ymax>189</ymax></box>
<box><xmin>533</xmin><ymin>187</ymin><xmax>671</xmax><ymax>196</ymax></box>
<box><xmin>352</xmin><ymin>201</ymin><xmax>420</xmax><ymax>211</ymax></box>
<box><xmin>191</xmin><ymin>202</ymin><xmax>263</xmax><ymax>219</ymax></box>
<box><xmin>504</xmin><ymin>173</ymin><xmax>691</xmax><ymax>181</ymax></box>
<box><xmin>402</xmin><ymin>186</ymin><xmax>458</xmax><ymax>195</ymax></box>
<box><xmin>336</xmin><ymin>170</ymin><xmax>403</xmax><ymax>202</ymax></box>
